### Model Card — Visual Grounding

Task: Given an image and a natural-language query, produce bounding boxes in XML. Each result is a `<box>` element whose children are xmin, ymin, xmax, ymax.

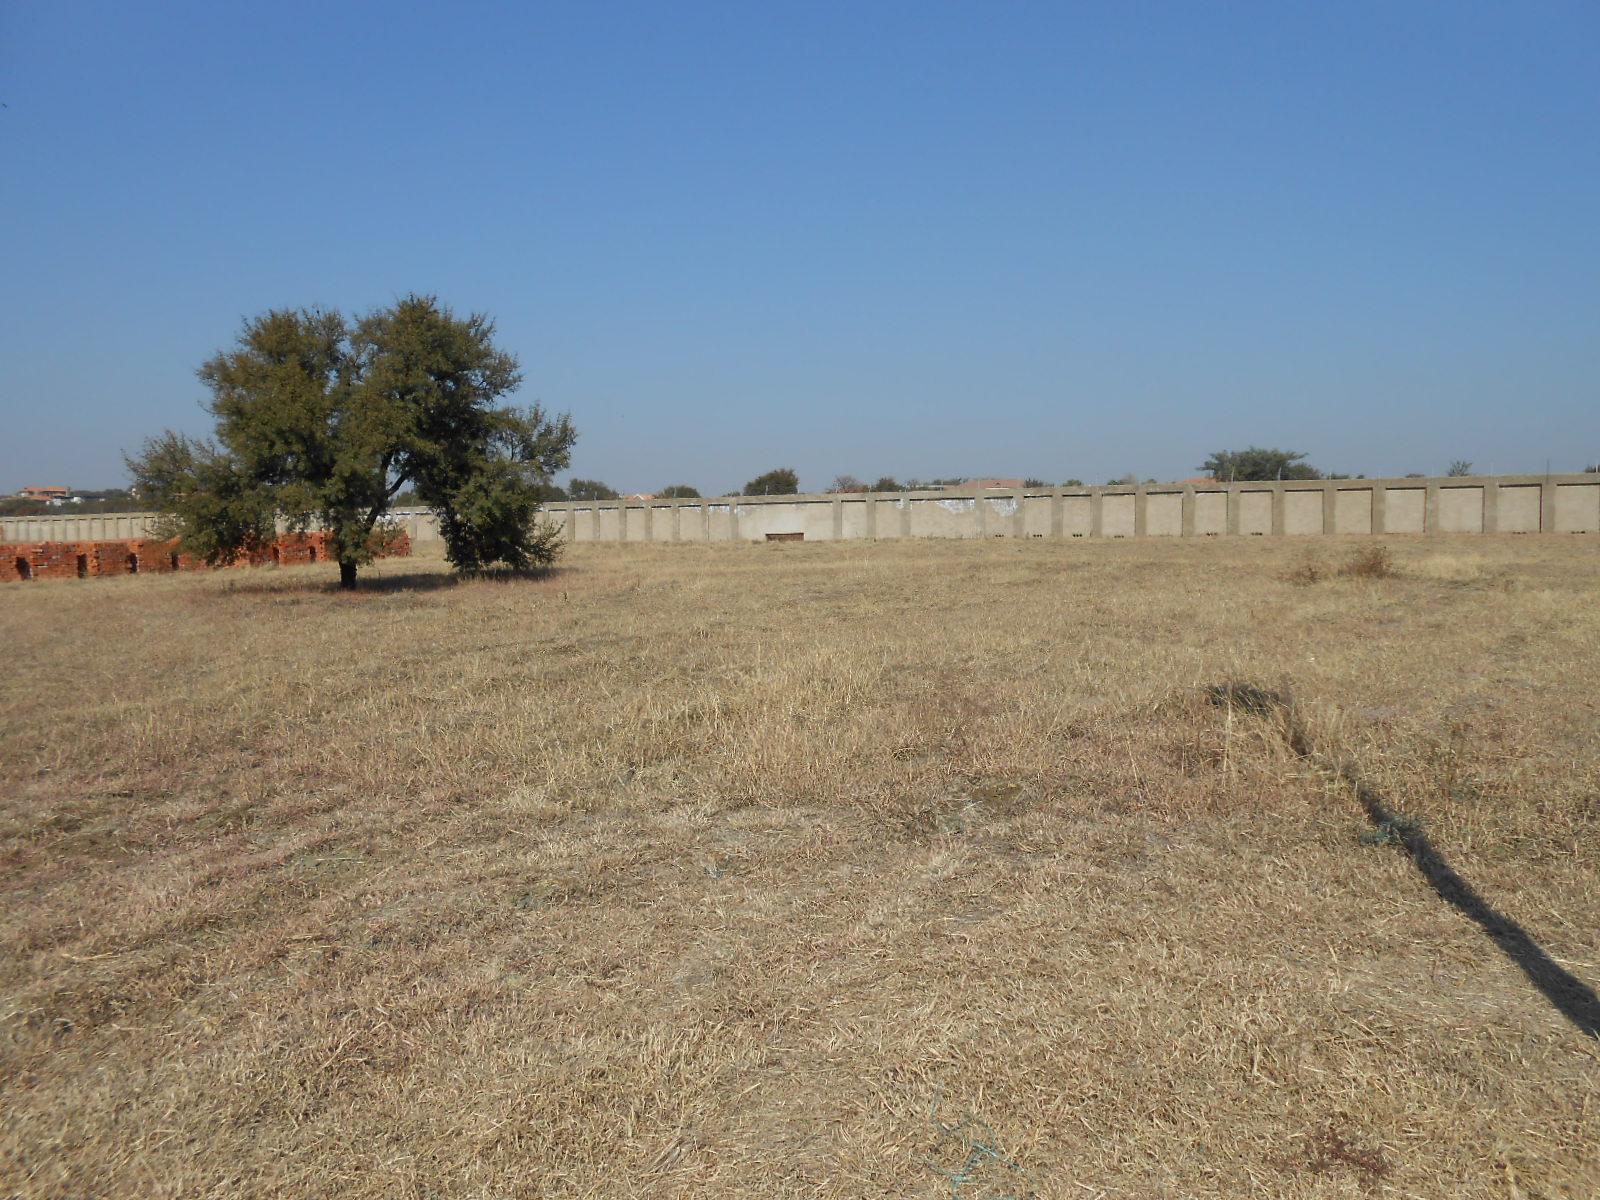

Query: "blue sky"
<box><xmin>2</xmin><ymin>1</ymin><xmax>1597</xmax><ymax>493</ymax></box>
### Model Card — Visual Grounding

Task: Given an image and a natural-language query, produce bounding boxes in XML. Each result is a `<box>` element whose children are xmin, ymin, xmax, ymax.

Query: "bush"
<box><xmin>1286</xmin><ymin>555</ymin><xmax>1326</xmax><ymax>586</ymax></box>
<box><xmin>1341</xmin><ymin>545</ymin><xmax>1396</xmax><ymax>579</ymax></box>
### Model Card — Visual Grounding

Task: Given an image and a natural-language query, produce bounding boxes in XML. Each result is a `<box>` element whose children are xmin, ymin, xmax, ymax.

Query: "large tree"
<box><xmin>568</xmin><ymin>478</ymin><xmax>619</xmax><ymax>500</ymax></box>
<box><xmin>743</xmin><ymin>467</ymin><xmax>799</xmax><ymax>496</ymax></box>
<box><xmin>1200</xmin><ymin>447</ymin><xmax>1322</xmax><ymax>482</ymax></box>
<box><xmin>127</xmin><ymin>296</ymin><xmax>575</xmax><ymax>588</ymax></box>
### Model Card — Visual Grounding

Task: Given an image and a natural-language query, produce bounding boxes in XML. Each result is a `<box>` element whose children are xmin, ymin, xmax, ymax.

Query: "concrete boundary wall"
<box><xmin>6</xmin><ymin>475</ymin><xmax>1598</xmax><ymax>549</ymax></box>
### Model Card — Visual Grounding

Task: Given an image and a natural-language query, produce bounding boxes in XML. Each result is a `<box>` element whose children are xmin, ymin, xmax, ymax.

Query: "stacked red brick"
<box><xmin>1</xmin><ymin>530</ymin><xmax>409</xmax><ymax>584</ymax></box>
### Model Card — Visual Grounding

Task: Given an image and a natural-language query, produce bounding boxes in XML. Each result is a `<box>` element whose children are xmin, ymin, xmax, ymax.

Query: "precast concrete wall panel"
<box><xmin>841</xmin><ymin>501</ymin><xmax>870</xmax><ymax>538</ymax></box>
<box><xmin>736</xmin><ymin>501</ymin><xmax>833</xmax><ymax>540</ymax></box>
<box><xmin>1439</xmin><ymin>487</ymin><xmax>1484</xmax><ymax>533</ymax></box>
<box><xmin>1499</xmin><ymin>487</ymin><xmax>1540</xmax><ymax>532</ymax></box>
<box><xmin>874</xmin><ymin>498</ymin><xmax>908</xmax><ymax>539</ymax></box>
<box><xmin>1334</xmin><ymin>489</ymin><xmax>1372</xmax><ymax>535</ymax></box>
<box><xmin>1063</xmin><ymin>496</ymin><xmax>1092</xmax><ymax>536</ymax></box>
<box><xmin>676</xmin><ymin>507</ymin><xmax>706</xmax><ymax>541</ymax></box>
<box><xmin>1284</xmin><ymin>490</ymin><xmax>1323</xmax><ymax>535</ymax></box>
<box><xmin>1103</xmin><ymin>494</ymin><xmax>1136</xmax><ymax>537</ymax></box>
<box><xmin>1555</xmin><ymin>484</ymin><xmax>1600</xmax><ymax>532</ymax></box>
<box><xmin>1387</xmin><ymin>489</ymin><xmax>1425</xmax><ymax>533</ymax></box>
<box><xmin>909</xmin><ymin>498</ymin><xmax>978</xmax><ymax>538</ymax></box>
<box><xmin>1238</xmin><ymin>492</ymin><xmax>1272</xmax><ymax>535</ymax></box>
<box><xmin>15</xmin><ymin>476</ymin><xmax>1590</xmax><ymax>563</ymax></box>
<box><xmin>1194</xmin><ymin>492</ymin><xmax>1227</xmax><ymax>535</ymax></box>
<box><xmin>982</xmin><ymin>496</ymin><xmax>1019</xmax><ymax>537</ymax></box>
<box><xmin>621</xmin><ymin>508</ymin><xmax>650</xmax><ymax>541</ymax></box>
<box><xmin>1146</xmin><ymin>493</ymin><xmax>1182</xmax><ymax>536</ymax></box>
<box><xmin>1023</xmin><ymin>496</ymin><xmax>1053</xmax><ymax>537</ymax></box>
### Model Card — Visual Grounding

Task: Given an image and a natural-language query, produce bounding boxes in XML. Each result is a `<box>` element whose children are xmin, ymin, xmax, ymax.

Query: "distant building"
<box><xmin>623</xmin><ymin>493</ymin><xmax>656</xmax><ymax>502</ymax></box>
<box><xmin>18</xmin><ymin>485</ymin><xmax>72</xmax><ymax>505</ymax></box>
<box><xmin>965</xmin><ymin>478</ymin><xmax>1026</xmax><ymax>491</ymax></box>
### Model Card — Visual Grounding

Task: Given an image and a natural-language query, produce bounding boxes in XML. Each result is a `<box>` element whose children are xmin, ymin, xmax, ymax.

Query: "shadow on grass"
<box><xmin>1207</xmin><ymin>682</ymin><xmax>1600</xmax><ymax>1040</ymax></box>
<box><xmin>213</xmin><ymin>565</ymin><xmax>568</xmax><ymax>597</ymax></box>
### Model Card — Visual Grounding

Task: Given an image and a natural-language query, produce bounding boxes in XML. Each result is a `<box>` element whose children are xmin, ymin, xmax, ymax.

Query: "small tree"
<box><xmin>1447</xmin><ymin>460</ymin><xmax>1473</xmax><ymax>477</ymax></box>
<box><xmin>743</xmin><ymin>467</ymin><xmax>799</xmax><ymax>496</ymax></box>
<box><xmin>658</xmin><ymin>484</ymin><xmax>701</xmax><ymax>498</ymax></box>
<box><xmin>1061</xmin><ymin>478</ymin><xmax>1085</xmax><ymax>488</ymax></box>
<box><xmin>871</xmin><ymin>476</ymin><xmax>906</xmax><ymax>492</ymax></box>
<box><xmin>1201</xmin><ymin>447</ymin><xmax>1321</xmax><ymax>481</ymax></box>
<box><xmin>568</xmin><ymin>479</ymin><xmax>618</xmax><ymax>501</ymax></box>
<box><xmin>1022</xmin><ymin>478</ymin><xmax>1049</xmax><ymax>488</ymax></box>
<box><xmin>127</xmin><ymin>296</ymin><xmax>575</xmax><ymax>588</ymax></box>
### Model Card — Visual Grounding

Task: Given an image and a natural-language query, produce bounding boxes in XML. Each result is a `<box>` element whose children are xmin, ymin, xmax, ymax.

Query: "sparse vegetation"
<box><xmin>2</xmin><ymin>536</ymin><xmax>1597</xmax><ymax>1197</ymax></box>
<box><xmin>1342</xmin><ymin>543</ymin><xmax>1396</xmax><ymax>579</ymax></box>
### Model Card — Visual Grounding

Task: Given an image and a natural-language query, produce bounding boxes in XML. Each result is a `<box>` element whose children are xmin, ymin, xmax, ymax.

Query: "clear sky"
<box><xmin>3</xmin><ymin>1</ymin><xmax>1597</xmax><ymax>494</ymax></box>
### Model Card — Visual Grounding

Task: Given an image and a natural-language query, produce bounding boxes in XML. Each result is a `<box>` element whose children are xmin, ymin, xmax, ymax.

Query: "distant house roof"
<box><xmin>19</xmin><ymin>485</ymin><xmax>70</xmax><ymax>499</ymax></box>
<box><xmin>623</xmin><ymin>493</ymin><xmax>656</xmax><ymax>502</ymax></box>
<box><xmin>966</xmin><ymin>478</ymin><xmax>1026</xmax><ymax>490</ymax></box>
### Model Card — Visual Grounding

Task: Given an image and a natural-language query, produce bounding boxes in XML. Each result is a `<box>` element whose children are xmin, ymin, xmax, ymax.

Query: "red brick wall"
<box><xmin>1</xmin><ymin>530</ymin><xmax>409</xmax><ymax>584</ymax></box>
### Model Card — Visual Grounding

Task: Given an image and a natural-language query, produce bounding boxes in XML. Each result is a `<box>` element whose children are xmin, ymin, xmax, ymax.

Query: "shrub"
<box><xmin>1341</xmin><ymin>545</ymin><xmax>1396</xmax><ymax>579</ymax></box>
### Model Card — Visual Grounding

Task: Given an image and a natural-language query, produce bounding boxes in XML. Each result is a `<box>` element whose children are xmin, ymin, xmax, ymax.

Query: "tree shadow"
<box><xmin>1206</xmin><ymin>682</ymin><xmax>1600</xmax><ymax>1039</ymax></box>
<box><xmin>210</xmin><ymin>565</ymin><xmax>567</xmax><ymax>597</ymax></box>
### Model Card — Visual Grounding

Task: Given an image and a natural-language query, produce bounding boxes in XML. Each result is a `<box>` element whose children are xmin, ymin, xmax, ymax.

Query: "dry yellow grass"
<box><xmin>2</xmin><ymin>535</ymin><xmax>1598</xmax><ymax>1198</ymax></box>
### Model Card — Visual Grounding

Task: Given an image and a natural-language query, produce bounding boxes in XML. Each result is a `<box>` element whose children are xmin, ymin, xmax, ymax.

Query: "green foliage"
<box><xmin>1447</xmin><ymin>460</ymin><xmax>1473</xmax><ymax>477</ymax></box>
<box><xmin>870</xmin><ymin>476</ymin><xmax>906</xmax><ymax>493</ymax></box>
<box><xmin>743</xmin><ymin>467</ymin><xmax>799</xmax><ymax>496</ymax></box>
<box><xmin>1060</xmin><ymin>478</ymin><xmax>1084</xmax><ymax>488</ymax></box>
<box><xmin>1022</xmin><ymin>478</ymin><xmax>1049</xmax><ymax>488</ymax></box>
<box><xmin>126</xmin><ymin>295</ymin><xmax>575</xmax><ymax>586</ymax></box>
<box><xmin>1201</xmin><ymin>447</ymin><xmax>1321</xmax><ymax>481</ymax></box>
<box><xmin>568</xmin><ymin>478</ymin><xmax>618</xmax><ymax>500</ymax></box>
<box><xmin>658</xmin><ymin>484</ymin><xmax>700</xmax><ymax>498</ymax></box>
<box><xmin>828</xmin><ymin>474</ymin><xmax>867</xmax><ymax>493</ymax></box>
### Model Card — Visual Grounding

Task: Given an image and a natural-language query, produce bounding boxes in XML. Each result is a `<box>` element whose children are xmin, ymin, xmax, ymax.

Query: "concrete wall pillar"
<box><xmin>864</xmin><ymin>494</ymin><xmax>877</xmax><ymax>539</ymax></box>
<box><xmin>1090</xmin><ymin>489</ymin><xmax>1104</xmax><ymax>537</ymax></box>
<box><xmin>832</xmin><ymin>496</ymin><xmax>844</xmax><ymax>540</ymax></box>
<box><xmin>1050</xmin><ymin>489</ymin><xmax>1064</xmax><ymax>538</ymax></box>
<box><xmin>1424</xmin><ymin>482</ymin><xmax>1441</xmax><ymax>535</ymax></box>
<box><xmin>1483</xmin><ymin>480</ymin><xmax>1499</xmax><ymax>533</ymax></box>
<box><xmin>1270</xmin><ymin>486</ymin><xmax>1285</xmax><ymax>536</ymax></box>
<box><xmin>1133</xmin><ymin>488</ymin><xmax>1148</xmax><ymax>538</ymax></box>
<box><xmin>1371</xmin><ymin>484</ymin><xmax>1387</xmax><ymax>535</ymax></box>
<box><xmin>1541</xmin><ymin>480</ymin><xmax>1558</xmax><ymax>531</ymax></box>
<box><xmin>1226</xmin><ymin>486</ymin><xmax>1241</xmax><ymax>536</ymax></box>
<box><xmin>975</xmin><ymin>489</ymin><xmax>988</xmax><ymax>537</ymax></box>
<box><xmin>1181</xmin><ymin>487</ymin><xmax>1196</xmax><ymax>537</ymax></box>
<box><xmin>1012</xmin><ymin>488</ymin><xmax>1026</xmax><ymax>538</ymax></box>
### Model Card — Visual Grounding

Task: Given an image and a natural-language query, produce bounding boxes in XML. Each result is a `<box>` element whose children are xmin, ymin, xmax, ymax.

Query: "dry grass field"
<box><xmin>3</xmin><ymin>535</ymin><xmax>1598</xmax><ymax>1198</ymax></box>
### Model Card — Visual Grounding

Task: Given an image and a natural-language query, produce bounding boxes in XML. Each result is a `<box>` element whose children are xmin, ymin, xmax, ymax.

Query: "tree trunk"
<box><xmin>339</xmin><ymin>560</ymin><xmax>358</xmax><ymax>589</ymax></box>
